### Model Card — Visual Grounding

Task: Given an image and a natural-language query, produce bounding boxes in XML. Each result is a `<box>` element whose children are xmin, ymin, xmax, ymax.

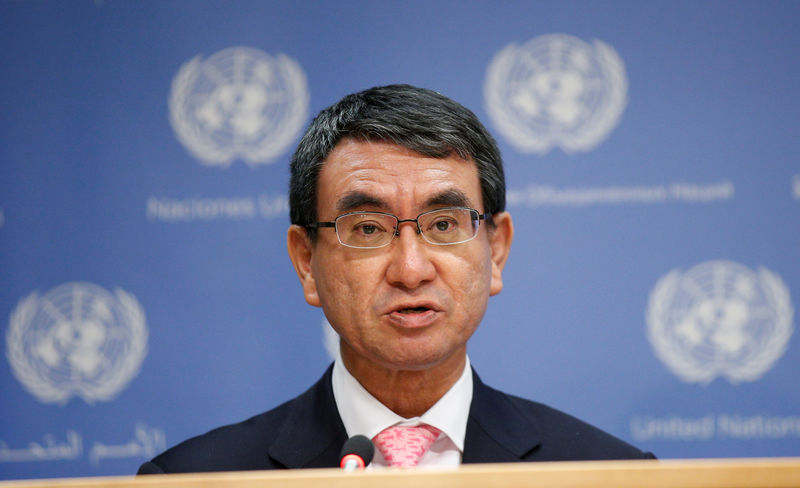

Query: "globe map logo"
<box><xmin>485</xmin><ymin>34</ymin><xmax>627</xmax><ymax>154</ymax></box>
<box><xmin>169</xmin><ymin>47</ymin><xmax>309</xmax><ymax>167</ymax></box>
<box><xmin>646</xmin><ymin>261</ymin><xmax>793</xmax><ymax>385</ymax></box>
<box><xmin>6</xmin><ymin>282</ymin><xmax>148</xmax><ymax>405</ymax></box>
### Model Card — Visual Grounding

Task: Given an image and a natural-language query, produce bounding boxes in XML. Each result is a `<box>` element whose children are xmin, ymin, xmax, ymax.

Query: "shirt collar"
<box><xmin>331</xmin><ymin>355</ymin><xmax>473</xmax><ymax>452</ymax></box>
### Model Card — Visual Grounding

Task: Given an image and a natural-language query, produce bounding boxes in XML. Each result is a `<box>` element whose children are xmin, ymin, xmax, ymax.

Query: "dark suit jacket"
<box><xmin>138</xmin><ymin>366</ymin><xmax>653</xmax><ymax>474</ymax></box>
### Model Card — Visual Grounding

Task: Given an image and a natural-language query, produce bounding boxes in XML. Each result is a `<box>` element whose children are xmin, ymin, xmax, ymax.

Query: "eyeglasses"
<box><xmin>308</xmin><ymin>207</ymin><xmax>492</xmax><ymax>249</ymax></box>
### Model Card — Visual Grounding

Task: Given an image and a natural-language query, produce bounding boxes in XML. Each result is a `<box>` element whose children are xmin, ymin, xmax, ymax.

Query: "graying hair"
<box><xmin>289</xmin><ymin>84</ymin><xmax>505</xmax><ymax>238</ymax></box>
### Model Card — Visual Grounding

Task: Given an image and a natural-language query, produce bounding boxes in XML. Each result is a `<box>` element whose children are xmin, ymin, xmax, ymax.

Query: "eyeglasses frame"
<box><xmin>307</xmin><ymin>206</ymin><xmax>493</xmax><ymax>249</ymax></box>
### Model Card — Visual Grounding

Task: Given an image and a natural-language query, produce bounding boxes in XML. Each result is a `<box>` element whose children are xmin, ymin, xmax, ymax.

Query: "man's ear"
<box><xmin>287</xmin><ymin>225</ymin><xmax>321</xmax><ymax>307</ymax></box>
<box><xmin>488</xmin><ymin>211</ymin><xmax>513</xmax><ymax>296</ymax></box>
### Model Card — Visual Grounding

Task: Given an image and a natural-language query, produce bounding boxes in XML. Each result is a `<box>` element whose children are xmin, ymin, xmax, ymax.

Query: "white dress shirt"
<box><xmin>331</xmin><ymin>355</ymin><xmax>473</xmax><ymax>469</ymax></box>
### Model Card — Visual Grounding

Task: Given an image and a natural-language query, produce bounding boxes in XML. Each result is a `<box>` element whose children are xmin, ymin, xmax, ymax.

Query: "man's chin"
<box><xmin>375</xmin><ymin>348</ymin><xmax>466</xmax><ymax>374</ymax></box>
<box><xmin>341</xmin><ymin>339</ymin><xmax>465</xmax><ymax>373</ymax></box>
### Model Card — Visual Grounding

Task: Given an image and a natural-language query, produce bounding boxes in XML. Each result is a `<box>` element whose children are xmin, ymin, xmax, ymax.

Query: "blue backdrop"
<box><xmin>2</xmin><ymin>0</ymin><xmax>798</xmax><ymax>480</ymax></box>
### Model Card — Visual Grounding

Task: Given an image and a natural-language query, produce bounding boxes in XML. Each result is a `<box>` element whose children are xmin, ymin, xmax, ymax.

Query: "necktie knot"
<box><xmin>372</xmin><ymin>424</ymin><xmax>441</xmax><ymax>468</ymax></box>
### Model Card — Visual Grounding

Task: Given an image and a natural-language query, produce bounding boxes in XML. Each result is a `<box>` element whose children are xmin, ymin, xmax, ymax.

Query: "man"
<box><xmin>139</xmin><ymin>84</ymin><xmax>653</xmax><ymax>474</ymax></box>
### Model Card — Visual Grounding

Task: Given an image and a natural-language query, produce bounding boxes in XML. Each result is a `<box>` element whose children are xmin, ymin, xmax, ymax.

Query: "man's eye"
<box><xmin>354</xmin><ymin>222</ymin><xmax>385</xmax><ymax>236</ymax></box>
<box><xmin>431</xmin><ymin>219</ymin><xmax>457</xmax><ymax>233</ymax></box>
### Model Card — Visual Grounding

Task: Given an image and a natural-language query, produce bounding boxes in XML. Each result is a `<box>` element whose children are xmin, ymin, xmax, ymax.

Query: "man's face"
<box><xmin>288</xmin><ymin>139</ymin><xmax>512</xmax><ymax>374</ymax></box>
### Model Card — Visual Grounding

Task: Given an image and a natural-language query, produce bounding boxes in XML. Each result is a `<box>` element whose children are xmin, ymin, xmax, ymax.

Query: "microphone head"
<box><xmin>339</xmin><ymin>434</ymin><xmax>375</xmax><ymax>469</ymax></box>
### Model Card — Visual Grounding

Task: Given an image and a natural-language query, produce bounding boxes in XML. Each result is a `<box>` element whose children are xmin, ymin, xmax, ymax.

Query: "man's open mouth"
<box><xmin>398</xmin><ymin>307</ymin><xmax>430</xmax><ymax>314</ymax></box>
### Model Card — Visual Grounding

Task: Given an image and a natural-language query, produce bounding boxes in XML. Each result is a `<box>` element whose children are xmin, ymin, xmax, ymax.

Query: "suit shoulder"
<box><xmin>143</xmin><ymin>399</ymin><xmax>294</xmax><ymax>473</ymax></box>
<box><xmin>503</xmin><ymin>392</ymin><xmax>653</xmax><ymax>460</ymax></box>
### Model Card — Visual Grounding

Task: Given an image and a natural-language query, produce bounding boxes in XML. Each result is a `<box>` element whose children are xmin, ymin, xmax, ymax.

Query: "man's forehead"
<box><xmin>320</xmin><ymin>139</ymin><xmax>477</xmax><ymax>176</ymax></box>
<box><xmin>315</xmin><ymin>138</ymin><xmax>483</xmax><ymax>215</ymax></box>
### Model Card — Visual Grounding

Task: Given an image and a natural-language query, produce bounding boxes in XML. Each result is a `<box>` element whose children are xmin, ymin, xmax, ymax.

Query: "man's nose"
<box><xmin>385</xmin><ymin>223</ymin><xmax>436</xmax><ymax>289</ymax></box>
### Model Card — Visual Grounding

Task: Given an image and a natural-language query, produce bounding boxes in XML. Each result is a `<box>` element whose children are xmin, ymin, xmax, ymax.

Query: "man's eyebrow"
<box><xmin>335</xmin><ymin>189</ymin><xmax>474</xmax><ymax>213</ymax></box>
<box><xmin>336</xmin><ymin>191</ymin><xmax>389</xmax><ymax>212</ymax></box>
<box><xmin>425</xmin><ymin>189</ymin><xmax>473</xmax><ymax>209</ymax></box>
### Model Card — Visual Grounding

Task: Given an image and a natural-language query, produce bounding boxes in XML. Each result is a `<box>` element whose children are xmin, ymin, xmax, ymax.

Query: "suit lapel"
<box><xmin>463</xmin><ymin>369</ymin><xmax>541</xmax><ymax>463</ymax></box>
<box><xmin>268</xmin><ymin>365</ymin><xmax>348</xmax><ymax>468</ymax></box>
<box><xmin>265</xmin><ymin>366</ymin><xmax>541</xmax><ymax>467</ymax></box>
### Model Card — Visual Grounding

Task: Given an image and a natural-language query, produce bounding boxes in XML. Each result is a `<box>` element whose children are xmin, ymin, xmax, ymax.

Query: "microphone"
<box><xmin>339</xmin><ymin>435</ymin><xmax>374</xmax><ymax>471</ymax></box>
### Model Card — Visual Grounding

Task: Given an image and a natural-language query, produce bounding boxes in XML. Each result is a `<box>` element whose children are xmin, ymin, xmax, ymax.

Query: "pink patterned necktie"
<box><xmin>372</xmin><ymin>424</ymin><xmax>441</xmax><ymax>468</ymax></box>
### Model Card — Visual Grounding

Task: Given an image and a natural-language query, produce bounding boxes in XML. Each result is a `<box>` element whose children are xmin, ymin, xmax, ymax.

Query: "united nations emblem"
<box><xmin>484</xmin><ymin>34</ymin><xmax>627</xmax><ymax>154</ymax></box>
<box><xmin>6</xmin><ymin>282</ymin><xmax>148</xmax><ymax>405</ymax></box>
<box><xmin>169</xmin><ymin>47</ymin><xmax>309</xmax><ymax>167</ymax></box>
<box><xmin>646</xmin><ymin>261</ymin><xmax>793</xmax><ymax>385</ymax></box>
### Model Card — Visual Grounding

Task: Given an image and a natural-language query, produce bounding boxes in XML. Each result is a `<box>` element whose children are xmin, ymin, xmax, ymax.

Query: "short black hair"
<box><xmin>289</xmin><ymin>84</ymin><xmax>505</xmax><ymax>238</ymax></box>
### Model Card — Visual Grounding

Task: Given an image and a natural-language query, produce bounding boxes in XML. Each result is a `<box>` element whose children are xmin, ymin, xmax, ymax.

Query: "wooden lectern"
<box><xmin>1</xmin><ymin>458</ymin><xmax>799</xmax><ymax>488</ymax></box>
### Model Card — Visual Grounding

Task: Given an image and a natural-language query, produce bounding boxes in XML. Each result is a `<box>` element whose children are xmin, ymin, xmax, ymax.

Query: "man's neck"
<box><xmin>340</xmin><ymin>347</ymin><xmax>467</xmax><ymax>418</ymax></box>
